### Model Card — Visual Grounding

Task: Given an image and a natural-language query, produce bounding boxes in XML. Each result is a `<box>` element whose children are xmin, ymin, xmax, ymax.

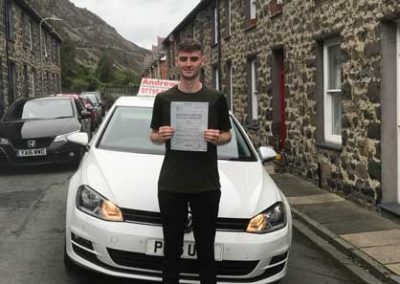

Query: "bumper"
<box><xmin>0</xmin><ymin>143</ymin><xmax>82</xmax><ymax>167</ymax></box>
<box><xmin>66</xmin><ymin>207</ymin><xmax>291</xmax><ymax>283</ymax></box>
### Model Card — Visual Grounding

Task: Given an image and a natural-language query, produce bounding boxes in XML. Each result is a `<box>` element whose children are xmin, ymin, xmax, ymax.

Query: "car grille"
<box><xmin>107</xmin><ymin>248</ymin><xmax>258</xmax><ymax>276</ymax></box>
<box><xmin>10</xmin><ymin>137</ymin><xmax>54</xmax><ymax>149</ymax></box>
<box><xmin>121</xmin><ymin>208</ymin><xmax>249</xmax><ymax>231</ymax></box>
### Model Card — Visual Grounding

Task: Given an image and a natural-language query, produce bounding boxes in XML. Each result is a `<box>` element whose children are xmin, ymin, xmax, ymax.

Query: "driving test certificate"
<box><xmin>171</xmin><ymin>101</ymin><xmax>209</xmax><ymax>152</ymax></box>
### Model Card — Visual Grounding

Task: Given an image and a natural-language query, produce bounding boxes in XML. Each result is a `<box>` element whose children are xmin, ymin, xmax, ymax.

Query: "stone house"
<box><xmin>0</xmin><ymin>0</ymin><xmax>62</xmax><ymax>117</ymax></box>
<box><xmin>143</xmin><ymin>37</ymin><xmax>167</xmax><ymax>79</ymax></box>
<box><xmin>162</xmin><ymin>0</ymin><xmax>400</xmax><ymax>215</ymax></box>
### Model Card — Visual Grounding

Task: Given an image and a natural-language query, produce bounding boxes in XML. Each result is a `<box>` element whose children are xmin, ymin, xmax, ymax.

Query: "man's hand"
<box><xmin>150</xmin><ymin>126</ymin><xmax>175</xmax><ymax>144</ymax></box>
<box><xmin>204</xmin><ymin>129</ymin><xmax>231</xmax><ymax>146</ymax></box>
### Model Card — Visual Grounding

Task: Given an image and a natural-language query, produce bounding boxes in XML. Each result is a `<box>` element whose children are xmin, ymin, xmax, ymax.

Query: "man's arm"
<box><xmin>150</xmin><ymin>126</ymin><xmax>175</xmax><ymax>145</ymax></box>
<box><xmin>204</xmin><ymin>129</ymin><xmax>232</xmax><ymax>146</ymax></box>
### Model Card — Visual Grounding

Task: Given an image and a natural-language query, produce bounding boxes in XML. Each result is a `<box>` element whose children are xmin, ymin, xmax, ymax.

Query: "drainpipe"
<box><xmin>4</xmin><ymin>0</ymin><xmax>11</xmax><ymax>114</ymax></box>
<box><xmin>279</xmin><ymin>54</ymin><xmax>286</xmax><ymax>151</ymax></box>
<box><xmin>217</xmin><ymin>0</ymin><xmax>222</xmax><ymax>90</ymax></box>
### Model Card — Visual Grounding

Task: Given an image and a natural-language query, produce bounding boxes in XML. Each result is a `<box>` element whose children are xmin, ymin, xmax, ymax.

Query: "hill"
<box><xmin>26</xmin><ymin>0</ymin><xmax>148</xmax><ymax>75</ymax></box>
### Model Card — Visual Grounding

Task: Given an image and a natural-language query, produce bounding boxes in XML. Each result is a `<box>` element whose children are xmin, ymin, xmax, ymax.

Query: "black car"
<box><xmin>0</xmin><ymin>96</ymin><xmax>91</xmax><ymax>167</ymax></box>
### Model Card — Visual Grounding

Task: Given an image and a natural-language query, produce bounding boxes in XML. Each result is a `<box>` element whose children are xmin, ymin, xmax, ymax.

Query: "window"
<box><xmin>213</xmin><ymin>66</ymin><xmax>220</xmax><ymax>90</ymax></box>
<box><xmin>248</xmin><ymin>58</ymin><xmax>258</xmax><ymax>120</ymax></box>
<box><xmin>250</xmin><ymin>0</ymin><xmax>257</xmax><ymax>19</ymax></box>
<box><xmin>213</xmin><ymin>6</ymin><xmax>219</xmax><ymax>44</ymax></box>
<box><xmin>270</xmin><ymin>0</ymin><xmax>283</xmax><ymax>17</ymax></box>
<box><xmin>323</xmin><ymin>39</ymin><xmax>342</xmax><ymax>144</ymax></box>
<box><xmin>28</xmin><ymin>21</ymin><xmax>33</xmax><ymax>50</ymax></box>
<box><xmin>6</xmin><ymin>0</ymin><xmax>15</xmax><ymax>41</ymax></box>
<box><xmin>98</xmin><ymin>106</ymin><xmax>256</xmax><ymax>161</ymax></box>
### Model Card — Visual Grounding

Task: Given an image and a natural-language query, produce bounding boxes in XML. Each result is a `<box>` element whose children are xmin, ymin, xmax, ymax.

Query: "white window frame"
<box><xmin>323</xmin><ymin>38</ymin><xmax>342</xmax><ymax>145</ymax></box>
<box><xmin>250</xmin><ymin>0</ymin><xmax>257</xmax><ymax>19</ymax></box>
<box><xmin>214</xmin><ymin>6</ymin><xmax>219</xmax><ymax>44</ymax></box>
<box><xmin>250</xmin><ymin>58</ymin><xmax>258</xmax><ymax>120</ymax></box>
<box><xmin>396</xmin><ymin>22</ymin><xmax>400</xmax><ymax>203</ymax></box>
<box><xmin>214</xmin><ymin>67</ymin><xmax>220</xmax><ymax>90</ymax></box>
<box><xmin>229</xmin><ymin>63</ymin><xmax>233</xmax><ymax>110</ymax></box>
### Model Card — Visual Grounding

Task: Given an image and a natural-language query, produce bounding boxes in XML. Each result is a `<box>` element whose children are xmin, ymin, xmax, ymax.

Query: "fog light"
<box><xmin>69</xmin><ymin>152</ymin><xmax>75</xmax><ymax>157</ymax></box>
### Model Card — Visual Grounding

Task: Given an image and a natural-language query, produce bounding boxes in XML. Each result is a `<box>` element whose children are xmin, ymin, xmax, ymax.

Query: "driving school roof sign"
<box><xmin>137</xmin><ymin>78</ymin><xmax>178</xmax><ymax>96</ymax></box>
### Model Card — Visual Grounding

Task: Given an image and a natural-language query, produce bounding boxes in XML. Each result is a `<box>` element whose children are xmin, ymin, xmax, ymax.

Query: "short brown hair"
<box><xmin>177</xmin><ymin>38</ymin><xmax>203</xmax><ymax>53</ymax></box>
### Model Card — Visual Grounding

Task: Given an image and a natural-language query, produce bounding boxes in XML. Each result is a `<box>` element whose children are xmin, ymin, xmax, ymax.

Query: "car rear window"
<box><xmin>97</xmin><ymin>106</ymin><xmax>257</xmax><ymax>161</ymax></box>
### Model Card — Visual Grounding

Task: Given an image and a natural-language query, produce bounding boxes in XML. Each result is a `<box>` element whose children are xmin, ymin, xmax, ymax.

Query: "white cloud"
<box><xmin>70</xmin><ymin>0</ymin><xmax>201</xmax><ymax>49</ymax></box>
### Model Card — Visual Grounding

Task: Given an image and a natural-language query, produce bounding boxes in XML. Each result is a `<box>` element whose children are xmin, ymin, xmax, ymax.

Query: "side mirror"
<box><xmin>67</xmin><ymin>132</ymin><xmax>89</xmax><ymax>147</ymax></box>
<box><xmin>258</xmin><ymin>146</ymin><xmax>277</xmax><ymax>162</ymax></box>
<box><xmin>81</xmin><ymin>110</ymin><xmax>91</xmax><ymax>119</ymax></box>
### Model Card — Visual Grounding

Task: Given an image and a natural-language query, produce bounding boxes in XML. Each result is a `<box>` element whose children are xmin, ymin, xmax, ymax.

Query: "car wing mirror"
<box><xmin>258</xmin><ymin>146</ymin><xmax>277</xmax><ymax>163</ymax></box>
<box><xmin>67</xmin><ymin>132</ymin><xmax>90</xmax><ymax>151</ymax></box>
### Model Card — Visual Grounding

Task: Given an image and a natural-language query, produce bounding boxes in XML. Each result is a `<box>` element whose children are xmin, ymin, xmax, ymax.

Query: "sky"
<box><xmin>69</xmin><ymin>0</ymin><xmax>201</xmax><ymax>50</ymax></box>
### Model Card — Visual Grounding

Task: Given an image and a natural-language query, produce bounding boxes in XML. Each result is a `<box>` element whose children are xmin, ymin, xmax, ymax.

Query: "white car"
<box><xmin>64</xmin><ymin>96</ymin><xmax>292</xmax><ymax>283</ymax></box>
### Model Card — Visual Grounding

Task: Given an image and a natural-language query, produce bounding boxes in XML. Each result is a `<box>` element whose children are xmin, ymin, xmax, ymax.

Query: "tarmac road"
<box><xmin>0</xmin><ymin>166</ymin><xmax>362</xmax><ymax>284</ymax></box>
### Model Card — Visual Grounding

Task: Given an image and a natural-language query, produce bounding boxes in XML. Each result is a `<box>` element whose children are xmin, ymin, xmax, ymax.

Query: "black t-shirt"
<box><xmin>150</xmin><ymin>85</ymin><xmax>231</xmax><ymax>193</ymax></box>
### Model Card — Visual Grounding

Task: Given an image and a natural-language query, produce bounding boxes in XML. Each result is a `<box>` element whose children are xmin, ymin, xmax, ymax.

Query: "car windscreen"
<box><xmin>97</xmin><ymin>106</ymin><xmax>257</xmax><ymax>161</ymax></box>
<box><xmin>81</xmin><ymin>94</ymin><xmax>98</xmax><ymax>105</ymax></box>
<box><xmin>4</xmin><ymin>98</ymin><xmax>74</xmax><ymax>121</ymax></box>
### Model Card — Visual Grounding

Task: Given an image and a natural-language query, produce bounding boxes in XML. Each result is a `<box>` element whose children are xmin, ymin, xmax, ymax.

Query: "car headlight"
<box><xmin>76</xmin><ymin>185</ymin><xmax>123</xmax><ymax>222</ymax></box>
<box><xmin>246</xmin><ymin>202</ymin><xmax>286</xmax><ymax>234</ymax></box>
<box><xmin>54</xmin><ymin>130</ymin><xmax>80</xmax><ymax>143</ymax></box>
<box><xmin>0</xmin><ymin>138</ymin><xmax>10</xmax><ymax>145</ymax></box>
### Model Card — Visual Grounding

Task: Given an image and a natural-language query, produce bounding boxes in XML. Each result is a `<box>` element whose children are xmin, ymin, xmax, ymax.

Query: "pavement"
<box><xmin>269</xmin><ymin>172</ymin><xmax>400</xmax><ymax>284</ymax></box>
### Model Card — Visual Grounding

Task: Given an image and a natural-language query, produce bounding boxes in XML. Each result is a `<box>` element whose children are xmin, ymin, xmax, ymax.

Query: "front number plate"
<box><xmin>17</xmin><ymin>148</ymin><xmax>47</xmax><ymax>157</ymax></box>
<box><xmin>145</xmin><ymin>239</ymin><xmax>223</xmax><ymax>261</ymax></box>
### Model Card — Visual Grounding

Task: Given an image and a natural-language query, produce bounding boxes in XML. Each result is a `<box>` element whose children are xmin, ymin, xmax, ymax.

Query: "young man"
<box><xmin>150</xmin><ymin>38</ymin><xmax>232</xmax><ymax>284</ymax></box>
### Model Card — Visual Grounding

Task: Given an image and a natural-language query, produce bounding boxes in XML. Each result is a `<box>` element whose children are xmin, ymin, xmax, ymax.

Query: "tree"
<box><xmin>60</xmin><ymin>36</ymin><xmax>77</xmax><ymax>91</ymax></box>
<box><xmin>96</xmin><ymin>52</ymin><xmax>115</xmax><ymax>83</ymax></box>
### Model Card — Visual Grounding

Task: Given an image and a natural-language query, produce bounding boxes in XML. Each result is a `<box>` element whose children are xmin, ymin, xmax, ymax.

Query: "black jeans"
<box><xmin>158</xmin><ymin>190</ymin><xmax>221</xmax><ymax>284</ymax></box>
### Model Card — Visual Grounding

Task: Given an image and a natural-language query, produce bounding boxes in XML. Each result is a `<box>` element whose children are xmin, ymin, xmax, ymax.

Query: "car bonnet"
<box><xmin>83</xmin><ymin>148</ymin><xmax>281</xmax><ymax>219</ymax></box>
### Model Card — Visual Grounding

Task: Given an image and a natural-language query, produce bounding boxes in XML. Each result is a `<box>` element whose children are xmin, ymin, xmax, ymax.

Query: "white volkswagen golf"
<box><xmin>65</xmin><ymin>96</ymin><xmax>292</xmax><ymax>283</ymax></box>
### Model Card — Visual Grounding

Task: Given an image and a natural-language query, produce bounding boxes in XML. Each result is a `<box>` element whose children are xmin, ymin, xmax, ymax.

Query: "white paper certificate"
<box><xmin>171</xmin><ymin>101</ymin><xmax>209</xmax><ymax>152</ymax></box>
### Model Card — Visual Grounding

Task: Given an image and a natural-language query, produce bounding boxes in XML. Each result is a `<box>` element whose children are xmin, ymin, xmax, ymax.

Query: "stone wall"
<box><xmin>0</xmin><ymin>0</ymin><xmax>62</xmax><ymax>116</ymax></box>
<box><xmin>164</xmin><ymin>0</ymin><xmax>400</xmax><ymax>207</ymax></box>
